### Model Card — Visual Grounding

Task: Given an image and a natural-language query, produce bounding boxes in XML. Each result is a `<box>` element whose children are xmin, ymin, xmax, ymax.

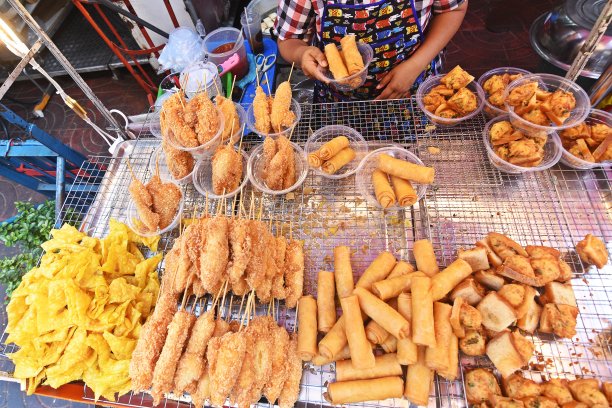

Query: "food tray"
<box><xmin>0</xmin><ymin>99</ymin><xmax>610</xmax><ymax>408</ymax></box>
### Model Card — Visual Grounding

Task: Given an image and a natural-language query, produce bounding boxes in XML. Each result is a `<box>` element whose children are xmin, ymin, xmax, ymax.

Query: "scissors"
<box><xmin>255</xmin><ymin>53</ymin><xmax>276</xmax><ymax>84</ymax></box>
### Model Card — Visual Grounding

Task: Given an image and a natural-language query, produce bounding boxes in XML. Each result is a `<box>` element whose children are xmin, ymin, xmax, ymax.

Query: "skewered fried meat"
<box><xmin>146</xmin><ymin>175</ymin><xmax>182</xmax><ymax>229</ymax></box>
<box><xmin>129</xmin><ymin>289</ymin><xmax>178</xmax><ymax>392</ymax></box>
<box><xmin>283</xmin><ymin>142</ymin><xmax>297</xmax><ymax>189</ymax></box>
<box><xmin>161</xmin><ymin>242</ymin><xmax>180</xmax><ymax>294</ymax></box>
<box><xmin>129</xmin><ymin>179</ymin><xmax>159</xmax><ymax>231</ymax></box>
<box><xmin>278</xmin><ymin>333</ymin><xmax>303</xmax><ymax>408</ymax></box>
<box><xmin>161</xmin><ymin>92</ymin><xmax>199</xmax><ymax>148</ymax></box>
<box><xmin>161</xmin><ymin>138</ymin><xmax>194</xmax><ymax>180</ymax></box>
<box><xmin>188</xmin><ymin>93</ymin><xmax>221</xmax><ymax>145</ymax></box>
<box><xmin>190</xmin><ymin>368</ymin><xmax>210</xmax><ymax>408</ymax></box>
<box><xmin>200</xmin><ymin>216</ymin><xmax>229</xmax><ymax>293</ymax></box>
<box><xmin>247</xmin><ymin>316</ymin><xmax>274</xmax><ymax>403</ymax></box>
<box><xmin>263</xmin><ymin>136</ymin><xmax>277</xmax><ymax>173</ymax></box>
<box><xmin>284</xmin><ymin>239</ymin><xmax>305</xmax><ymax>308</ymax></box>
<box><xmin>175</xmin><ymin>227</ymin><xmax>195</xmax><ymax>293</ymax></box>
<box><xmin>212</xmin><ymin>145</ymin><xmax>243</xmax><ymax>195</ymax></box>
<box><xmin>208</xmin><ymin>331</ymin><xmax>247</xmax><ymax>407</ymax></box>
<box><xmin>263</xmin><ymin>323</ymin><xmax>291</xmax><ymax>403</ymax></box>
<box><xmin>265</xmin><ymin>135</ymin><xmax>295</xmax><ymax>191</ymax></box>
<box><xmin>246</xmin><ymin>220</ymin><xmax>268</xmax><ymax>294</ymax></box>
<box><xmin>254</xmin><ymin>86</ymin><xmax>271</xmax><ymax>134</ymax></box>
<box><xmin>230</xmin><ymin>328</ymin><xmax>257</xmax><ymax>408</ymax></box>
<box><xmin>271</xmin><ymin>236</ymin><xmax>287</xmax><ymax>299</ymax></box>
<box><xmin>228</xmin><ymin>218</ymin><xmax>252</xmax><ymax>295</ymax></box>
<box><xmin>256</xmin><ymin>232</ymin><xmax>278</xmax><ymax>303</ymax></box>
<box><xmin>151</xmin><ymin>309</ymin><xmax>196</xmax><ymax>405</ymax></box>
<box><xmin>216</xmin><ymin>95</ymin><xmax>239</xmax><ymax>141</ymax></box>
<box><xmin>271</xmin><ymin>81</ymin><xmax>292</xmax><ymax>133</ymax></box>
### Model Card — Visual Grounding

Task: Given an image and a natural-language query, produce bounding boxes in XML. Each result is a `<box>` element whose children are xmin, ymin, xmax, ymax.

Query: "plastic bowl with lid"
<box><xmin>247</xmin><ymin>141</ymin><xmax>308</xmax><ymax>195</ymax></box>
<box><xmin>192</xmin><ymin>149</ymin><xmax>250</xmax><ymax>200</ymax></box>
<box><xmin>559</xmin><ymin>109</ymin><xmax>612</xmax><ymax>170</ymax></box>
<box><xmin>126</xmin><ymin>182</ymin><xmax>184</xmax><ymax>237</ymax></box>
<box><xmin>503</xmin><ymin>73</ymin><xmax>590</xmax><ymax>135</ymax></box>
<box><xmin>165</xmin><ymin>105</ymin><xmax>224</xmax><ymax>157</ymax></box>
<box><xmin>305</xmin><ymin>125</ymin><xmax>368</xmax><ymax>179</ymax></box>
<box><xmin>355</xmin><ymin>146</ymin><xmax>428</xmax><ymax>210</ymax></box>
<box><xmin>148</xmin><ymin>146</ymin><xmax>194</xmax><ymax>185</ymax></box>
<box><xmin>477</xmin><ymin>67</ymin><xmax>532</xmax><ymax>119</ymax></box>
<box><xmin>483</xmin><ymin>115</ymin><xmax>562</xmax><ymax>174</ymax></box>
<box><xmin>318</xmin><ymin>42</ymin><xmax>373</xmax><ymax>92</ymax></box>
<box><xmin>415</xmin><ymin>74</ymin><xmax>486</xmax><ymax>127</ymax></box>
<box><xmin>246</xmin><ymin>97</ymin><xmax>301</xmax><ymax>139</ymax></box>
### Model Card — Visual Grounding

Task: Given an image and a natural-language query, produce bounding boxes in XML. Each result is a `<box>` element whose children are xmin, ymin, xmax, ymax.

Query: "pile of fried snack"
<box><xmin>294</xmin><ymin>231</ymin><xmax>609</xmax><ymax>406</ymax></box>
<box><xmin>506</xmin><ymin>81</ymin><xmax>576</xmax><ymax>127</ymax></box>
<box><xmin>324</xmin><ymin>34</ymin><xmax>366</xmax><ymax>87</ymax></box>
<box><xmin>308</xmin><ymin>135</ymin><xmax>357</xmax><ymax>175</ymax></box>
<box><xmin>482</xmin><ymin>72</ymin><xmax>525</xmax><ymax>114</ymax></box>
<box><xmin>262</xmin><ymin>135</ymin><xmax>297</xmax><ymax>190</ymax></box>
<box><xmin>253</xmin><ymin>81</ymin><xmax>296</xmax><ymax>134</ymax></box>
<box><xmin>211</xmin><ymin>144</ymin><xmax>243</xmax><ymax>195</ymax></box>
<box><xmin>129</xmin><ymin>171</ymin><xmax>182</xmax><ymax>233</ymax></box>
<box><xmin>130</xmin><ymin>275</ymin><xmax>303</xmax><ymax>408</ymax></box>
<box><xmin>466</xmin><ymin>369</ymin><xmax>612</xmax><ymax>408</ymax></box>
<box><xmin>372</xmin><ymin>153</ymin><xmax>435</xmax><ymax>208</ymax></box>
<box><xmin>162</xmin><ymin>213</ymin><xmax>304</xmax><ymax>305</ymax></box>
<box><xmin>489</xmin><ymin>120</ymin><xmax>547</xmax><ymax>167</ymax></box>
<box><xmin>559</xmin><ymin>119</ymin><xmax>612</xmax><ymax>163</ymax></box>
<box><xmin>7</xmin><ymin>221</ymin><xmax>161</xmax><ymax>401</ymax></box>
<box><xmin>423</xmin><ymin>65</ymin><xmax>479</xmax><ymax>120</ymax></box>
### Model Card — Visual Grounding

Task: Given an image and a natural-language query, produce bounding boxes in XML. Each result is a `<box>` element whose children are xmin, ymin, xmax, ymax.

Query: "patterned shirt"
<box><xmin>276</xmin><ymin>0</ymin><xmax>466</xmax><ymax>42</ymax></box>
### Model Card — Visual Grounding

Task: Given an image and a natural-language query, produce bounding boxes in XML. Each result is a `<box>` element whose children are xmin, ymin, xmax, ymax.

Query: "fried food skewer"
<box><xmin>208</xmin><ymin>330</ymin><xmax>247</xmax><ymax>407</ymax></box>
<box><xmin>263</xmin><ymin>322</ymin><xmax>291</xmax><ymax>403</ymax></box>
<box><xmin>278</xmin><ymin>333</ymin><xmax>303</xmax><ymax>408</ymax></box>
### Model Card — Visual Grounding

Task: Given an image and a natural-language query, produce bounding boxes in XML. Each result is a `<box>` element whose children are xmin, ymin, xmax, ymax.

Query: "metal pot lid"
<box><xmin>565</xmin><ymin>0</ymin><xmax>612</xmax><ymax>35</ymax></box>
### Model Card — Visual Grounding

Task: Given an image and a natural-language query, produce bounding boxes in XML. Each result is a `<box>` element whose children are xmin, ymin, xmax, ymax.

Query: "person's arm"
<box><xmin>278</xmin><ymin>40</ymin><xmax>330</xmax><ymax>83</ymax></box>
<box><xmin>375</xmin><ymin>0</ymin><xmax>468</xmax><ymax>100</ymax></box>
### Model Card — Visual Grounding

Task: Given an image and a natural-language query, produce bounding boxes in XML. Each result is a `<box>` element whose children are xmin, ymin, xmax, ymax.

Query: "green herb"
<box><xmin>464</xmin><ymin>336</ymin><xmax>480</xmax><ymax>345</ymax></box>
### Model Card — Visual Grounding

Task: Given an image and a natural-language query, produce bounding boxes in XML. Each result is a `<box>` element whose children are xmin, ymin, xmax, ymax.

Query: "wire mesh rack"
<box><xmin>0</xmin><ymin>98</ymin><xmax>610</xmax><ymax>408</ymax></box>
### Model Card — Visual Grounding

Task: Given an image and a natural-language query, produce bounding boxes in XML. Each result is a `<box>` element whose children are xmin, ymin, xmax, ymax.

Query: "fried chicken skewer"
<box><xmin>208</xmin><ymin>331</ymin><xmax>247</xmax><ymax>407</ymax></box>
<box><xmin>263</xmin><ymin>322</ymin><xmax>291</xmax><ymax>403</ymax></box>
<box><xmin>284</xmin><ymin>229</ymin><xmax>305</xmax><ymax>309</ymax></box>
<box><xmin>278</xmin><ymin>333</ymin><xmax>303</xmax><ymax>408</ymax></box>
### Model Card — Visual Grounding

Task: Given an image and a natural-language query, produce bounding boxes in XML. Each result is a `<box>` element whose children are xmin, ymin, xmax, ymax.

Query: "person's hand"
<box><xmin>300</xmin><ymin>46</ymin><xmax>330</xmax><ymax>83</ymax></box>
<box><xmin>375</xmin><ymin>61</ymin><xmax>423</xmax><ymax>100</ymax></box>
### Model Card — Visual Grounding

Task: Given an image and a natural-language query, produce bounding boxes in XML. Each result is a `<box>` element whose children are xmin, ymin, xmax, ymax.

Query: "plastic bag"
<box><xmin>158</xmin><ymin>27</ymin><xmax>205</xmax><ymax>73</ymax></box>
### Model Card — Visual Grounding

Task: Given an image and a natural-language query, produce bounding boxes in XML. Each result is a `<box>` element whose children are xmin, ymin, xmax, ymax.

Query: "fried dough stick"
<box><xmin>263</xmin><ymin>323</ymin><xmax>291</xmax><ymax>403</ymax></box>
<box><xmin>146</xmin><ymin>175</ymin><xmax>182</xmax><ymax>229</ymax></box>
<box><xmin>271</xmin><ymin>81</ymin><xmax>292</xmax><ymax>133</ymax></box>
<box><xmin>162</xmin><ymin>138</ymin><xmax>194</xmax><ymax>179</ymax></box>
<box><xmin>162</xmin><ymin>92</ymin><xmax>199</xmax><ymax>148</ymax></box>
<box><xmin>188</xmin><ymin>93</ymin><xmax>221</xmax><ymax>145</ymax></box>
<box><xmin>212</xmin><ymin>145</ymin><xmax>242</xmax><ymax>195</ymax></box>
<box><xmin>279</xmin><ymin>333</ymin><xmax>303</xmax><ymax>408</ymax></box>
<box><xmin>208</xmin><ymin>331</ymin><xmax>247</xmax><ymax>407</ymax></box>
<box><xmin>284</xmin><ymin>239</ymin><xmax>305</xmax><ymax>308</ymax></box>
<box><xmin>247</xmin><ymin>316</ymin><xmax>274</xmax><ymax>403</ymax></box>
<box><xmin>173</xmin><ymin>310</ymin><xmax>215</xmax><ymax>395</ymax></box>
<box><xmin>271</xmin><ymin>235</ymin><xmax>287</xmax><ymax>299</ymax></box>
<box><xmin>228</xmin><ymin>218</ymin><xmax>252</xmax><ymax>296</ymax></box>
<box><xmin>200</xmin><ymin>215</ymin><xmax>229</xmax><ymax>294</ymax></box>
<box><xmin>245</xmin><ymin>220</ymin><xmax>268</xmax><ymax>293</ymax></box>
<box><xmin>254</xmin><ymin>85</ymin><xmax>271</xmax><ymax>134</ymax></box>
<box><xmin>129</xmin><ymin>179</ymin><xmax>159</xmax><ymax>231</ymax></box>
<box><xmin>129</xmin><ymin>289</ymin><xmax>178</xmax><ymax>391</ymax></box>
<box><xmin>151</xmin><ymin>309</ymin><xmax>196</xmax><ymax>405</ymax></box>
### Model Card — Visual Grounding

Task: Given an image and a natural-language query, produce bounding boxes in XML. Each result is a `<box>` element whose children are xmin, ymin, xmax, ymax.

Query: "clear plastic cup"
<box><xmin>148</xmin><ymin>146</ymin><xmax>194</xmax><ymax>185</ymax></box>
<box><xmin>304</xmin><ymin>125</ymin><xmax>368</xmax><ymax>179</ymax></box>
<box><xmin>214</xmin><ymin>97</ymin><xmax>247</xmax><ymax>145</ymax></box>
<box><xmin>477</xmin><ymin>67</ymin><xmax>532</xmax><ymax>119</ymax></box>
<box><xmin>126</xmin><ymin>182</ymin><xmax>184</xmax><ymax>237</ymax></box>
<box><xmin>180</xmin><ymin>61</ymin><xmax>222</xmax><ymax>99</ymax></box>
<box><xmin>246</xmin><ymin>97</ymin><xmax>302</xmax><ymax>139</ymax></box>
<box><xmin>247</xmin><ymin>141</ymin><xmax>308</xmax><ymax>195</ymax></box>
<box><xmin>355</xmin><ymin>146</ymin><xmax>428</xmax><ymax>210</ymax></box>
<box><xmin>558</xmin><ymin>109</ymin><xmax>612</xmax><ymax>170</ymax></box>
<box><xmin>483</xmin><ymin>115</ymin><xmax>562</xmax><ymax>174</ymax></box>
<box><xmin>503</xmin><ymin>73</ymin><xmax>590</xmax><ymax>134</ymax></box>
<box><xmin>192</xmin><ymin>149</ymin><xmax>250</xmax><ymax>199</ymax></box>
<box><xmin>203</xmin><ymin>27</ymin><xmax>248</xmax><ymax>79</ymax></box>
<box><xmin>415</xmin><ymin>74</ymin><xmax>486</xmax><ymax>127</ymax></box>
<box><xmin>147</xmin><ymin>110</ymin><xmax>162</xmax><ymax>138</ymax></box>
<box><xmin>240</xmin><ymin>8</ymin><xmax>263</xmax><ymax>54</ymax></box>
<box><xmin>318</xmin><ymin>42</ymin><xmax>374</xmax><ymax>92</ymax></box>
<box><xmin>165</xmin><ymin>104</ymin><xmax>225</xmax><ymax>158</ymax></box>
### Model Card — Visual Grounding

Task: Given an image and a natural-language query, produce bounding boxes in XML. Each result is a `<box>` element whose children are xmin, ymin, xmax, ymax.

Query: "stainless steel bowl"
<box><xmin>530</xmin><ymin>0</ymin><xmax>612</xmax><ymax>79</ymax></box>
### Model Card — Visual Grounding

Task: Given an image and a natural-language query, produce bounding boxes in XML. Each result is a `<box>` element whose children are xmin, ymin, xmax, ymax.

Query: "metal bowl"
<box><xmin>529</xmin><ymin>0</ymin><xmax>612</xmax><ymax>79</ymax></box>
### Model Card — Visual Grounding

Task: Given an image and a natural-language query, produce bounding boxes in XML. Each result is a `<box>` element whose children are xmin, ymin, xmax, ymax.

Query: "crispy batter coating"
<box><xmin>208</xmin><ymin>331</ymin><xmax>247</xmax><ymax>407</ymax></box>
<box><xmin>161</xmin><ymin>239</ymin><xmax>181</xmax><ymax>294</ymax></box>
<box><xmin>188</xmin><ymin>93</ymin><xmax>221</xmax><ymax>145</ymax></box>
<box><xmin>228</xmin><ymin>218</ymin><xmax>252</xmax><ymax>294</ymax></box>
<box><xmin>271</xmin><ymin>81</ymin><xmax>293</xmax><ymax>133</ymax></box>
<box><xmin>162</xmin><ymin>138</ymin><xmax>194</xmax><ymax>179</ymax></box>
<box><xmin>278</xmin><ymin>334</ymin><xmax>303</xmax><ymax>408</ymax></box>
<box><xmin>129</xmin><ymin>179</ymin><xmax>159</xmax><ymax>231</ymax></box>
<box><xmin>254</xmin><ymin>86</ymin><xmax>271</xmax><ymax>134</ymax></box>
<box><xmin>212</xmin><ymin>145</ymin><xmax>243</xmax><ymax>195</ymax></box>
<box><xmin>246</xmin><ymin>221</ymin><xmax>268</xmax><ymax>292</ymax></box>
<box><xmin>190</xmin><ymin>368</ymin><xmax>210</xmax><ymax>408</ymax></box>
<box><xmin>199</xmin><ymin>216</ymin><xmax>229</xmax><ymax>294</ymax></box>
<box><xmin>146</xmin><ymin>175</ymin><xmax>182</xmax><ymax>229</ymax></box>
<box><xmin>247</xmin><ymin>317</ymin><xmax>274</xmax><ymax>403</ymax></box>
<box><xmin>129</xmin><ymin>289</ymin><xmax>178</xmax><ymax>392</ymax></box>
<box><xmin>263</xmin><ymin>136</ymin><xmax>277</xmax><ymax>174</ymax></box>
<box><xmin>162</xmin><ymin>92</ymin><xmax>199</xmax><ymax>148</ymax></box>
<box><xmin>175</xmin><ymin>224</ymin><xmax>196</xmax><ymax>293</ymax></box>
<box><xmin>271</xmin><ymin>236</ymin><xmax>287</xmax><ymax>299</ymax></box>
<box><xmin>265</xmin><ymin>136</ymin><xmax>294</xmax><ymax>191</ymax></box>
<box><xmin>263</xmin><ymin>323</ymin><xmax>291</xmax><ymax>403</ymax></box>
<box><xmin>151</xmin><ymin>309</ymin><xmax>196</xmax><ymax>405</ymax></box>
<box><xmin>216</xmin><ymin>95</ymin><xmax>239</xmax><ymax>141</ymax></box>
<box><xmin>284</xmin><ymin>239</ymin><xmax>305</xmax><ymax>309</ymax></box>
<box><xmin>447</xmin><ymin>87</ymin><xmax>478</xmax><ymax>115</ymax></box>
<box><xmin>230</xmin><ymin>328</ymin><xmax>257</xmax><ymax>408</ymax></box>
<box><xmin>440</xmin><ymin>65</ymin><xmax>474</xmax><ymax>90</ymax></box>
<box><xmin>257</xmin><ymin>232</ymin><xmax>278</xmax><ymax>303</ymax></box>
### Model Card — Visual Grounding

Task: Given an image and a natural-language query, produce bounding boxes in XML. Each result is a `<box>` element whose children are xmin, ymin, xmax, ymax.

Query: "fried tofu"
<box><xmin>498</xmin><ymin>284</ymin><xmax>526</xmax><ymax>308</ymax></box>
<box><xmin>441</xmin><ymin>65</ymin><xmax>475</xmax><ymax>90</ymax></box>
<box><xmin>521</xmin><ymin>107</ymin><xmax>550</xmax><ymax>126</ymax></box>
<box><xmin>530</xmin><ymin>257</ymin><xmax>561</xmax><ymax>285</ymax></box>
<box><xmin>447</xmin><ymin>87</ymin><xmax>478</xmax><ymax>115</ymax></box>
<box><xmin>576</xmin><ymin>234</ymin><xmax>608</xmax><ymax>269</ymax></box>
<box><xmin>506</xmin><ymin>82</ymin><xmax>538</xmax><ymax>109</ymax></box>
<box><xmin>465</xmin><ymin>368</ymin><xmax>501</xmax><ymax>404</ymax></box>
<box><xmin>568</xmin><ymin>379</ymin><xmax>608</xmax><ymax>407</ymax></box>
<box><xmin>542</xmin><ymin>378</ymin><xmax>574</xmax><ymax>406</ymax></box>
<box><xmin>503</xmin><ymin>373</ymin><xmax>542</xmax><ymax>399</ymax></box>
<box><xmin>488</xmin><ymin>233</ymin><xmax>528</xmax><ymax>259</ymax></box>
<box><xmin>458</xmin><ymin>247</ymin><xmax>491</xmax><ymax>272</ymax></box>
<box><xmin>557</xmin><ymin>259</ymin><xmax>573</xmax><ymax>282</ymax></box>
<box><xmin>474</xmin><ymin>269</ymin><xmax>506</xmax><ymax>290</ymax></box>
<box><xmin>486</xmin><ymin>331</ymin><xmax>533</xmax><ymax>378</ymax></box>
<box><xmin>460</xmin><ymin>329</ymin><xmax>486</xmax><ymax>355</ymax></box>
<box><xmin>516</xmin><ymin>293</ymin><xmax>541</xmax><ymax>333</ymax></box>
<box><xmin>515</xmin><ymin>285</ymin><xmax>538</xmax><ymax>320</ymax></box>
<box><xmin>450</xmin><ymin>278</ymin><xmax>486</xmax><ymax>306</ymax></box>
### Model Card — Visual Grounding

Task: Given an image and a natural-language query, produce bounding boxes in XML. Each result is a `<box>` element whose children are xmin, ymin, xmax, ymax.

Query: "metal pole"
<box><xmin>5</xmin><ymin>0</ymin><xmax>127</xmax><ymax>138</ymax></box>
<box><xmin>55</xmin><ymin>156</ymin><xmax>66</xmax><ymax>223</ymax></box>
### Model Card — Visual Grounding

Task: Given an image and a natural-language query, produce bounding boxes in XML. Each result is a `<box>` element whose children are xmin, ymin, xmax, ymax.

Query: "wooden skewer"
<box><xmin>257</xmin><ymin>195</ymin><xmax>264</xmax><ymax>221</ymax></box>
<box><xmin>190</xmin><ymin>290</ymin><xmax>199</xmax><ymax>313</ymax></box>
<box><xmin>219</xmin><ymin>279</ymin><xmax>230</xmax><ymax>319</ymax></box>
<box><xmin>288</xmin><ymin>125</ymin><xmax>296</xmax><ymax>142</ymax></box>
<box><xmin>226</xmin><ymin>295</ymin><xmax>234</xmax><ymax>322</ymax></box>
<box><xmin>248</xmin><ymin>191</ymin><xmax>255</xmax><ymax>220</ymax></box>
<box><xmin>228</xmin><ymin>116</ymin><xmax>236</xmax><ymax>145</ymax></box>
<box><xmin>213</xmin><ymin>73</ymin><xmax>221</xmax><ymax>97</ymax></box>
<box><xmin>180</xmin><ymin>274</ymin><xmax>194</xmax><ymax>310</ymax></box>
<box><xmin>126</xmin><ymin>158</ymin><xmax>137</xmax><ymax>181</ymax></box>
<box><xmin>264</xmin><ymin>72</ymin><xmax>272</xmax><ymax>95</ymax></box>
<box><xmin>230</xmin><ymin>74</ymin><xmax>237</xmax><ymax>99</ymax></box>
<box><xmin>237</xmin><ymin>123</ymin><xmax>246</xmax><ymax>154</ymax></box>
<box><xmin>288</xmin><ymin>62</ymin><xmax>295</xmax><ymax>83</ymax></box>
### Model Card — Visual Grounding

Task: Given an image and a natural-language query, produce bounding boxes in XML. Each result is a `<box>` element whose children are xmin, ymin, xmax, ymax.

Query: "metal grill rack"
<box><xmin>1</xmin><ymin>98</ymin><xmax>611</xmax><ymax>408</ymax></box>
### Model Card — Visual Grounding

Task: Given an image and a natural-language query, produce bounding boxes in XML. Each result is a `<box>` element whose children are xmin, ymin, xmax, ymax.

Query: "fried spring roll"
<box><xmin>324</xmin><ymin>43</ymin><xmax>349</xmax><ymax>80</ymax></box>
<box><xmin>411</xmin><ymin>276</ymin><xmax>436</xmax><ymax>347</ymax></box>
<box><xmin>413</xmin><ymin>239</ymin><xmax>439</xmax><ymax>277</ymax></box>
<box><xmin>311</xmin><ymin>344</ymin><xmax>352</xmax><ymax>366</ymax></box>
<box><xmin>372</xmin><ymin>169</ymin><xmax>396</xmax><ymax>208</ymax></box>
<box><xmin>425</xmin><ymin>302</ymin><xmax>452</xmax><ymax>371</ymax></box>
<box><xmin>404</xmin><ymin>347</ymin><xmax>433</xmax><ymax>406</ymax></box>
<box><xmin>340</xmin><ymin>35</ymin><xmax>365</xmax><ymax>76</ymax></box>
<box><xmin>319</xmin><ymin>135</ymin><xmax>350</xmax><ymax>160</ymax></box>
<box><xmin>317</xmin><ymin>271</ymin><xmax>337</xmax><ymax>333</ymax></box>
<box><xmin>340</xmin><ymin>295</ymin><xmax>375</xmax><ymax>369</ymax></box>
<box><xmin>334</xmin><ymin>246</ymin><xmax>354</xmax><ymax>298</ymax></box>
<box><xmin>431</xmin><ymin>259</ymin><xmax>473</xmax><ymax>301</ymax></box>
<box><xmin>297</xmin><ymin>296</ymin><xmax>318</xmax><ymax>361</ymax></box>
<box><xmin>371</xmin><ymin>271</ymin><xmax>426</xmax><ymax>300</ymax></box>
<box><xmin>356</xmin><ymin>251</ymin><xmax>396</xmax><ymax>291</ymax></box>
<box><xmin>438</xmin><ymin>332</ymin><xmax>458</xmax><ymax>381</ymax></box>
<box><xmin>336</xmin><ymin>353</ymin><xmax>402</xmax><ymax>382</ymax></box>
<box><xmin>322</xmin><ymin>147</ymin><xmax>356</xmax><ymax>174</ymax></box>
<box><xmin>319</xmin><ymin>315</ymin><xmax>348</xmax><ymax>359</ymax></box>
<box><xmin>380</xmin><ymin>334</ymin><xmax>398</xmax><ymax>353</ymax></box>
<box><xmin>378</xmin><ymin>153</ymin><xmax>435</xmax><ymax>184</ymax></box>
<box><xmin>387</xmin><ymin>261</ymin><xmax>415</xmax><ymax>279</ymax></box>
<box><xmin>353</xmin><ymin>287</ymin><xmax>410</xmax><ymax>339</ymax></box>
<box><xmin>308</xmin><ymin>149</ymin><xmax>323</xmax><ymax>167</ymax></box>
<box><xmin>396</xmin><ymin>293</ymin><xmax>418</xmax><ymax>365</ymax></box>
<box><xmin>365</xmin><ymin>320</ymin><xmax>389</xmax><ymax>345</ymax></box>
<box><xmin>390</xmin><ymin>175</ymin><xmax>418</xmax><ymax>207</ymax></box>
<box><xmin>326</xmin><ymin>376</ymin><xmax>404</xmax><ymax>405</ymax></box>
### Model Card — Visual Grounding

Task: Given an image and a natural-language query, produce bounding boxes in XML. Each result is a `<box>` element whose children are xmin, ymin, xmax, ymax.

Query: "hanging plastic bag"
<box><xmin>157</xmin><ymin>27</ymin><xmax>206</xmax><ymax>73</ymax></box>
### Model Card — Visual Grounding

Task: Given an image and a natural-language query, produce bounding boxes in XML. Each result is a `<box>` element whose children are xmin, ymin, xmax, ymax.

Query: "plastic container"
<box><xmin>247</xmin><ymin>141</ymin><xmax>308</xmax><ymax>195</ymax></box>
<box><xmin>304</xmin><ymin>125</ymin><xmax>368</xmax><ymax>179</ymax></box>
<box><xmin>203</xmin><ymin>27</ymin><xmax>248</xmax><ymax>79</ymax></box>
<box><xmin>415</xmin><ymin>74</ymin><xmax>486</xmax><ymax>127</ymax></box>
<box><xmin>246</xmin><ymin>97</ymin><xmax>302</xmax><ymax>139</ymax></box>
<box><xmin>477</xmin><ymin>67</ymin><xmax>531</xmax><ymax>119</ymax></box>
<box><xmin>148</xmin><ymin>110</ymin><xmax>162</xmax><ymax>138</ymax></box>
<box><xmin>559</xmin><ymin>109</ymin><xmax>612</xmax><ymax>170</ymax></box>
<box><xmin>241</xmin><ymin>8</ymin><xmax>263</xmax><ymax>54</ymax></box>
<box><xmin>165</xmin><ymin>105</ymin><xmax>225</xmax><ymax>158</ymax></box>
<box><xmin>193</xmin><ymin>149</ymin><xmax>250</xmax><ymax>199</ymax></box>
<box><xmin>503</xmin><ymin>73</ymin><xmax>590</xmax><ymax>134</ymax></box>
<box><xmin>126</xmin><ymin>184</ymin><xmax>184</xmax><ymax>237</ymax></box>
<box><xmin>355</xmin><ymin>146</ymin><xmax>428</xmax><ymax>210</ymax></box>
<box><xmin>483</xmin><ymin>115</ymin><xmax>562</xmax><ymax>174</ymax></box>
<box><xmin>148</xmin><ymin>146</ymin><xmax>194</xmax><ymax>185</ymax></box>
<box><xmin>180</xmin><ymin>61</ymin><xmax>222</xmax><ymax>99</ymax></box>
<box><xmin>319</xmin><ymin>42</ymin><xmax>374</xmax><ymax>92</ymax></box>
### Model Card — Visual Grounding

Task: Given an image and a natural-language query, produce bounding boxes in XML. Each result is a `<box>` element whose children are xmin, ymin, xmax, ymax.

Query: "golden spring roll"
<box><xmin>411</xmin><ymin>276</ymin><xmax>436</xmax><ymax>347</ymax></box>
<box><xmin>317</xmin><ymin>271</ymin><xmax>337</xmax><ymax>333</ymax></box>
<box><xmin>438</xmin><ymin>332</ymin><xmax>458</xmax><ymax>381</ymax></box>
<box><xmin>378</xmin><ymin>153</ymin><xmax>435</xmax><ymax>184</ymax></box>
<box><xmin>334</xmin><ymin>245</ymin><xmax>354</xmax><ymax>298</ymax></box>
<box><xmin>413</xmin><ymin>239</ymin><xmax>439</xmax><ymax>277</ymax></box>
<box><xmin>431</xmin><ymin>258</ymin><xmax>473</xmax><ymax>301</ymax></box>
<box><xmin>353</xmin><ymin>287</ymin><xmax>410</xmax><ymax>339</ymax></box>
<box><xmin>365</xmin><ymin>320</ymin><xmax>389</xmax><ymax>345</ymax></box>
<box><xmin>326</xmin><ymin>376</ymin><xmax>403</xmax><ymax>405</ymax></box>
<box><xmin>339</xmin><ymin>35</ymin><xmax>365</xmax><ymax>76</ymax></box>
<box><xmin>356</xmin><ymin>251</ymin><xmax>396</xmax><ymax>291</ymax></box>
<box><xmin>312</xmin><ymin>344</ymin><xmax>352</xmax><ymax>366</ymax></box>
<box><xmin>372</xmin><ymin>169</ymin><xmax>396</xmax><ymax>208</ymax></box>
<box><xmin>396</xmin><ymin>293</ymin><xmax>418</xmax><ymax>365</ymax></box>
<box><xmin>404</xmin><ymin>346</ymin><xmax>433</xmax><ymax>406</ymax></box>
<box><xmin>319</xmin><ymin>135</ymin><xmax>350</xmax><ymax>160</ymax></box>
<box><xmin>319</xmin><ymin>315</ymin><xmax>347</xmax><ymax>359</ymax></box>
<box><xmin>380</xmin><ymin>334</ymin><xmax>397</xmax><ymax>353</ymax></box>
<box><xmin>387</xmin><ymin>261</ymin><xmax>416</xmax><ymax>279</ymax></box>
<box><xmin>324</xmin><ymin>43</ymin><xmax>349</xmax><ymax>80</ymax></box>
<box><xmin>340</xmin><ymin>295</ymin><xmax>375</xmax><ymax>369</ymax></box>
<box><xmin>322</xmin><ymin>147</ymin><xmax>356</xmax><ymax>174</ymax></box>
<box><xmin>297</xmin><ymin>295</ymin><xmax>318</xmax><ymax>361</ymax></box>
<box><xmin>390</xmin><ymin>175</ymin><xmax>418</xmax><ymax>207</ymax></box>
<box><xmin>371</xmin><ymin>271</ymin><xmax>426</xmax><ymax>300</ymax></box>
<box><xmin>425</xmin><ymin>302</ymin><xmax>452</xmax><ymax>371</ymax></box>
<box><xmin>308</xmin><ymin>149</ymin><xmax>323</xmax><ymax>167</ymax></box>
<box><xmin>336</xmin><ymin>353</ymin><xmax>402</xmax><ymax>382</ymax></box>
